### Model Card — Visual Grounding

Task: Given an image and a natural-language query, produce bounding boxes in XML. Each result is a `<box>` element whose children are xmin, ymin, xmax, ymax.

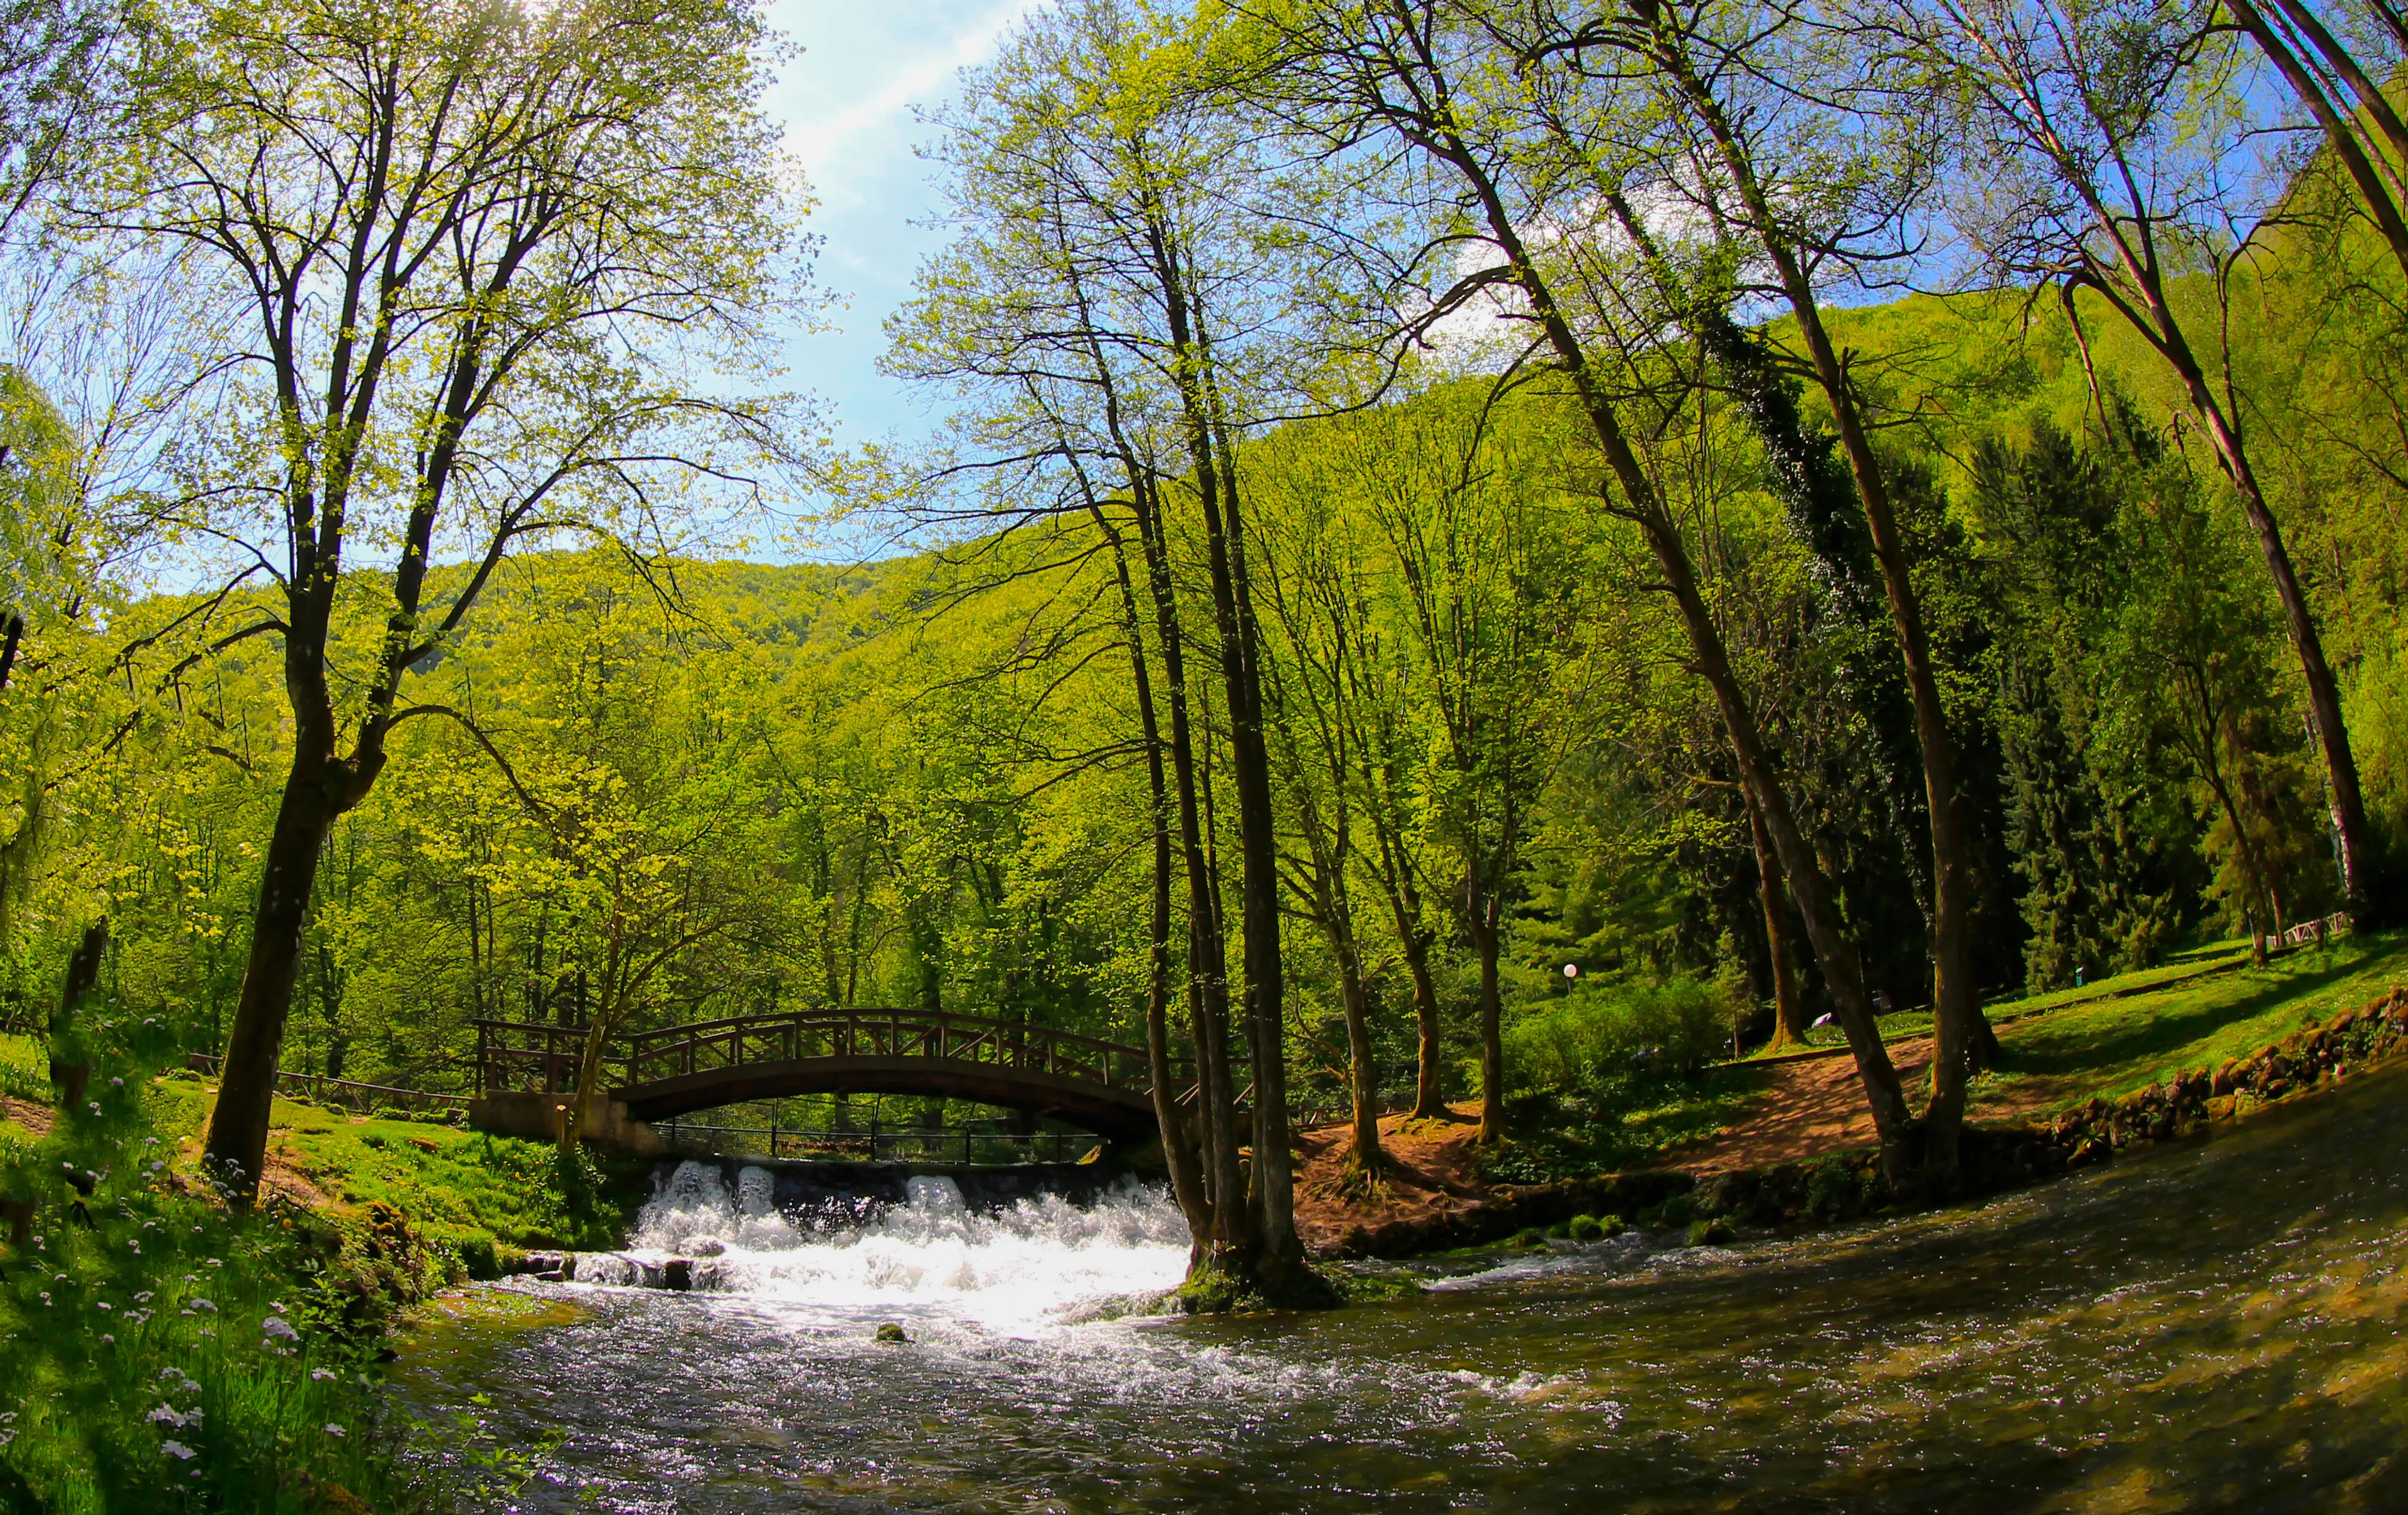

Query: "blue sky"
<box><xmin>759</xmin><ymin>0</ymin><xmax>1043</xmax><ymax>455</ymax></box>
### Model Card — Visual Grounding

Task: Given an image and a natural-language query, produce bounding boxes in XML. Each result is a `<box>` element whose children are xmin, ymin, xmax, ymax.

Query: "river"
<box><xmin>393</xmin><ymin>1058</ymin><xmax>2408</xmax><ymax>1512</ymax></box>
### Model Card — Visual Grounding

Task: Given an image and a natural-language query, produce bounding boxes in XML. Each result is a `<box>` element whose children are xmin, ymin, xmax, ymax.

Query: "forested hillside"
<box><xmin>4</xmin><ymin>276</ymin><xmax>2393</xmax><ymax>1132</ymax></box>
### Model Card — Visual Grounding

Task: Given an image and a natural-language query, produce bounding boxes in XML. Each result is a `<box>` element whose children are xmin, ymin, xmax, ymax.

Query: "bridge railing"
<box><xmin>471</xmin><ymin>1009</ymin><xmax>1192</xmax><ymax>1101</ymax></box>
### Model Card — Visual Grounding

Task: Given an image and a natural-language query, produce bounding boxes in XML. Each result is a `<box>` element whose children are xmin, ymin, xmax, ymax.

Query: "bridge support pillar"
<box><xmin>468</xmin><ymin>1090</ymin><xmax>667</xmax><ymax>1156</ymax></box>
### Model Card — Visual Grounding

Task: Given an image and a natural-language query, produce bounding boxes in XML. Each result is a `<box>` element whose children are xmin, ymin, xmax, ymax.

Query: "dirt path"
<box><xmin>1291</xmin><ymin>1106</ymin><xmax>1492</xmax><ymax>1253</ymax></box>
<box><xmin>1289</xmin><ymin>1033</ymin><xmax>2105</xmax><ymax>1247</ymax></box>
<box><xmin>1</xmin><ymin>1094</ymin><xmax>52</xmax><ymax>1137</ymax></box>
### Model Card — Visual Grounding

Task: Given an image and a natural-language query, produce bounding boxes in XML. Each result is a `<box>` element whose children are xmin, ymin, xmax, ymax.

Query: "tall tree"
<box><xmin>1521</xmin><ymin>1</ymin><xmax>2002</xmax><ymax>1147</ymax></box>
<box><xmin>65</xmin><ymin>0</ymin><xmax>797</xmax><ymax>1200</ymax></box>
<box><xmin>1910</xmin><ymin>0</ymin><xmax>2393</xmax><ymax>926</ymax></box>
<box><xmin>1243</xmin><ymin>0</ymin><xmax>1939</xmax><ymax>1185</ymax></box>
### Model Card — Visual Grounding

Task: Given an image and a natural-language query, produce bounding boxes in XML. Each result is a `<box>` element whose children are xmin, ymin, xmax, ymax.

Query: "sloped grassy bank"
<box><xmin>1322</xmin><ymin>974</ymin><xmax>2408</xmax><ymax>1260</ymax></box>
<box><xmin>0</xmin><ymin>1014</ymin><xmax>654</xmax><ymax>1514</ymax></box>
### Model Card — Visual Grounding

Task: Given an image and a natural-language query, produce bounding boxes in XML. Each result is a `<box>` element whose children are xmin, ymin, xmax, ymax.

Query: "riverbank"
<box><xmin>1293</xmin><ymin>930</ymin><xmax>2408</xmax><ymax>1257</ymax></box>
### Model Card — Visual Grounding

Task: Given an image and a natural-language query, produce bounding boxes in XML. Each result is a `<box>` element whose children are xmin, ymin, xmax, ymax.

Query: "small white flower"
<box><xmin>87</xmin><ymin>1102</ymin><xmax>99</xmax><ymax>1114</ymax></box>
<box><xmin>190</xmin><ymin>1298</ymin><xmax>216</xmax><ymax>1312</ymax></box>
<box><xmin>160</xmin><ymin>1440</ymin><xmax>196</xmax><ymax>1460</ymax></box>
<box><xmin>322</xmin><ymin>1424</ymin><xmax>345</xmax><ymax>1438</ymax></box>
<box><xmin>310</xmin><ymin>1368</ymin><xmax>336</xmax><ymax>1382</ymax></box>
<box><xmin>198</xmin><ymin>1328</ymin><xmax>214</xmax><ymax>1338</ymax></box>
<box><xmin>147</xmin><ymin>1404</ymin><xmax>187</xmax><ymax>1428</ymax></box>
<box><xmin>110</xmin><ymin>1077</ymin><xmax>123</xmax><ymax>1087</ymax></box>
<box><xmin>135</xmin><ymin>1292</ymin><xmax>153</xmax><ymax>1303</ymax></box>
<box><xmin>36</xmin><ymin>1293</ymin><xmax>49</xmax><ymax>1307</ymax></box>
<box><xmin>98</xmin><ymin>1334</ymin><xmax>113</xmax><ymax>1344</ymax></box>
<box><xmin>95</xmin><ymin>1301</ymin><xmax>110</xmax><ymax>1312</ymax></box>
<box><xmin>260</xmin><ymin>1317</ymin><xmax>299</xmax><ymax>1342</ymax></box>
<box><xmin>157</xmin><ymin>1368</ymin><xmax>181</xmax><ymax>1380</ymax></box>
<box><xmin>204</xmin><ymin>1259</ymin><xmax>221</xmax><ymax>1267</ymax></box>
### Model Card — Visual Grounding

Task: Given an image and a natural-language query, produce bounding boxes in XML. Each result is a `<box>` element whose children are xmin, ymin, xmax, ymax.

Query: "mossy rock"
<box><xmin>1566</xmin><ymin>1214</ymin><xmax>1605</xmax><ymax>1242</ymax></box>
<box><xmin>1687</xmin><ymin>1218</ymin><xmax>1735</xmax><ymax>1246</ymax></box>
<box><xmin>875</xmin><ymin>1322</ymin><xmax>911</xmax><ymax>1343</ymax></box>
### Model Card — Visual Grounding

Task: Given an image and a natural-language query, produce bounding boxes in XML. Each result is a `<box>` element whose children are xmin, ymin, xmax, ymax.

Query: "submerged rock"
<box><xmin>875</xmin><ymin>1322</ymin><xmax>911</xmax><ymax>1343</ymax></box>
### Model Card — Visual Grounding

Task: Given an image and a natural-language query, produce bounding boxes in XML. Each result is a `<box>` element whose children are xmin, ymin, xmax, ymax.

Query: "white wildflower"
<box><xmin>322</xmin><ymin>1424</ymin><xmax>344</xmax><ymax>1438</ymax></box>
<box><xmin>310</xmin><ymin>1368</ymin><xmax>336</xmax><ymax>1382</ymax></box>
<box><xmin>260</xmin><ymin>1317</ymin><xmax>299</xmax><ymax>1342</ymax></box>
<box><xmin>160</xmin><ymin>1440</ymin><xmax>196</xmax><ymax>1460</ymax></box>
<box><xmin>190</xmin><ymin>1298</ymin><xmax>216</xmax><ymax>1312</ymax></box>
<box><xmin>146</xmin><ymin>1405</ymin><xmax>187</xmax><ymax>1428</ymax></box>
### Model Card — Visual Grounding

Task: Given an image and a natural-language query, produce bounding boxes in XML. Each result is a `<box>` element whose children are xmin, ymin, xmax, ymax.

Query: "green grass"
<box><xmin>145</xmin><ymin>1079</ymin><xmax>648</xmax><ymax>1254</ymax></box>
<box><xmin>1969</xmin><ymin>927</ymin><xmax>2408</xmax><ymax>1114</ymax></box>
<box><xmin>0</xmin><ymin>1030</ymin><xmax>45</xmax><ymax>1103</ymax></box>
<box><xmin>1750</xmin><ymin>937</ymin><xmax>2264</xmax><ymax>1058</ymax></box>
<box><xmin>1</xmin><ymin>1028</ymin><xmax>437</xmax><ymax>1512</ymax></box>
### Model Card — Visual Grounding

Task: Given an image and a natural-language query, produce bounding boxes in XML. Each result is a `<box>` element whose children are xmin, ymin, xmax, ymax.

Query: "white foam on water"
<box><xmin>621</xmin><ymin>1161</ymin><xmax>1191</xmax><ymax>1334</ymax></box>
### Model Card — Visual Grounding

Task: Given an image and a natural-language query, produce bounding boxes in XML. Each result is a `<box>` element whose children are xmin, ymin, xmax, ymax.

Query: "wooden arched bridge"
<box><xmin>470</xmin><ymin>1008</ymin><xmax>1192</xmax><ymax>1147</ymax></box>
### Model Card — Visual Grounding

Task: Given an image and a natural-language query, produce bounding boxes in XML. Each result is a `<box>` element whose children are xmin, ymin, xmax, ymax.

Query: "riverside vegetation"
<box><xmin>5</xmin><ymin>0</ymin><xmax>2408</xmax><ymax>1505</ymax></box>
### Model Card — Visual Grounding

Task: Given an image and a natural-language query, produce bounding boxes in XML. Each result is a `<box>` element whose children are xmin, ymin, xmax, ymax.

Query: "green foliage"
<box><xmin>1502</xmin><ymin>976</ymin><xmax>1736</xmax><ymax>1092</ymax></box>
<box><xmin>0</xmin><ymin>1012</ymin><xmax>430</xmax><ymax>1511</ymax></box>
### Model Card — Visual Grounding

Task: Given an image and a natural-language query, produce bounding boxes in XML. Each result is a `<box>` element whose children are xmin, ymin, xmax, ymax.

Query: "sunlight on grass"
<box><xmin>1973</xmin><ymin>929</ymin><xmax>2408</xmax><ymax>1114</ymax></box>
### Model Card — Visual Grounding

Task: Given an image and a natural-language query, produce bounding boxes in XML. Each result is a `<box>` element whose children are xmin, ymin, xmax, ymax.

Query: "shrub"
<box><xmin>1502</xmin><ymin>976</ymin><xmax>1735</xmax><ymax>1094</ymax></box>
<box><xmin>452</xmin><ymin>1231</ymin><xmax>500</xmax><ymax>1281</ymax></box>
<box><xmin>1566</xmin><ymin>1214</ymin><xmax>1605</xmax><ymax>1242</ymax></box>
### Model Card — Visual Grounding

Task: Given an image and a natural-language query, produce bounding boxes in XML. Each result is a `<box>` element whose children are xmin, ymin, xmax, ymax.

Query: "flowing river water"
<box><xmin>393</xmin><ymin>1059</ymin><xmax>2408</xmax><ymax>1512</ymax></box>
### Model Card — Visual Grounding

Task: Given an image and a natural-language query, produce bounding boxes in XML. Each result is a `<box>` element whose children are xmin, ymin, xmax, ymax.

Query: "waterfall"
<box><xmin>601</xmin><ymin>1159</ymin><xmax>1191</xmax><ymax>1329</ymax></box>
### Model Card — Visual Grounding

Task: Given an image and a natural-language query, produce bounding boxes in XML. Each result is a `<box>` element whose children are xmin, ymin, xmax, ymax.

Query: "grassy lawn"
<box><xmin>1970</xmin><ymin>927</ymin><xmax>2408</xmax><ymax>1116</ymax></box>
<box><xmin>0</xmin><ymin>1028</ymin><xmax>45</xmax><ymax>1102</ymax></box>
<box><xmin>1488</xmin><ymin>929</ymin><xmax>2408</xmax><ymax>1181</ymax></box>
<box><xmin>129</xmin><ymin>1076</ymin><xmax>650</xmax><ymax>1252</ymax></box>
<box><xmin>4</xmin><ymin>1037</ymin><xmax>629</xmax><ymax>1250</ymax></box>
<box><xmin>1753</xmin><ymin>937</ymin><xmax>2264</xmax><ymax>1058</ymax></box>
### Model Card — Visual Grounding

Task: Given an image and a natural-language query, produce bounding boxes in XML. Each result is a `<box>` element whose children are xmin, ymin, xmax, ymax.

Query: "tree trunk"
<box><xmin>202</xmin><ymin>754</ymin><xmax>346</xmax><ymax>1197</ymax></box>
<box><xmin>1096</xmin><ymin>499</ymin><xmax>1212</xmax><ymax>1242</ymax></box>
<box><xmin>48</xmin><ymin>921</ymin><xmax>107</xmax><ymax>1110</ymax></box>
<box><xmin>1471</xmin><ymin>874</ymin><xmax>1506</xmax><ymax>1144</ymax></box>
<box><xmin>1332</xmin><ymin>937</ymin><xmax>1383</xmax><ymax>1174</ymax></box>
<box><xmin>1399</xmin><ymin>914</ymin><xmax>1446</xmax><ymax>1119</ymax></box>
<box><xmin>1746</xmin><ymin>794</ymin><xmax>1810</xmax><ymax>1050</ymax></box>
<box><xmin>2229</xmin><ymin>0</ymin><xmax>2408</xmax><ymax>281</ymax></box>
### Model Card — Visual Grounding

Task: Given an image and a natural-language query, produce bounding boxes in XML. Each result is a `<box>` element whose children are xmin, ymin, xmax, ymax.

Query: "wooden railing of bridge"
<box><xmin>472</xmin><ymin>1008</ymin><xmax>1193</xmax><ymax>1104</ymax></box>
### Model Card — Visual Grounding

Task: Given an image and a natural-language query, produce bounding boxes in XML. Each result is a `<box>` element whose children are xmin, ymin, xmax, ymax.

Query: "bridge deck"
<box><xmin>473</xmin><ymin>1008</ymin><xmax>1191</xmax><ymax>1141</ymax></box>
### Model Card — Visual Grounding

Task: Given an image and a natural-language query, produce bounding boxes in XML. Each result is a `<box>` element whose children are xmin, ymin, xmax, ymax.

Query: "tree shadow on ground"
<box><xmin>1998</xmin><ymin>936</ymin><xmax>2399</xmax><ymax>1081</ymax></box>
